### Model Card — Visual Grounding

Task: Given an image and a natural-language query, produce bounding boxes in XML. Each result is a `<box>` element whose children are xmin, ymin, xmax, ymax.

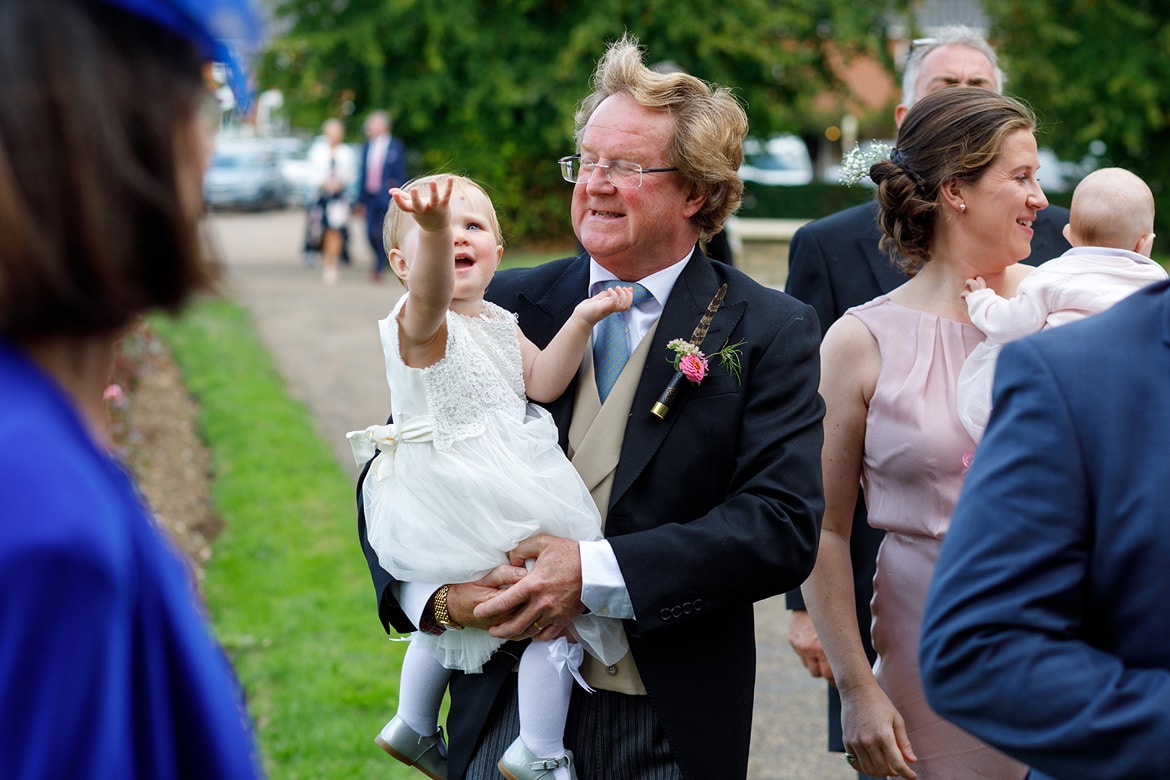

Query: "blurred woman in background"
<box><xmin>308</xmin><ymin>117</ymin><xmax>358</xmax><ymax>283</ymax></box>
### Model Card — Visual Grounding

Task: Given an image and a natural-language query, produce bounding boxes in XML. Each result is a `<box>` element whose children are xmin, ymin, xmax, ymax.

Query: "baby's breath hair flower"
<box><xmin>839</xmin><ymin>141</ymin><xmax>893</xmax><ymax>186</ymax></box>
<box><xmin>666</xmin><ymin>338</ymin><xmax>702</xmax><ymax>357</ymax></box>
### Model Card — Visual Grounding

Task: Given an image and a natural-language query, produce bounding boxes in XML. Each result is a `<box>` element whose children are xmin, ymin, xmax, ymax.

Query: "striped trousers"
<box><xmin>464</xmin><ymin>678</ymin><xmax>683</xmax><ymax>780</ymax></box>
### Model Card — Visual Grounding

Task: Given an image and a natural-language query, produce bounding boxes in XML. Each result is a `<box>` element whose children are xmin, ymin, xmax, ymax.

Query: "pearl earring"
<box><xmin>959</xmin><ymin>203</ymin><xmax>966</xmax><ymax>212</ymax></box>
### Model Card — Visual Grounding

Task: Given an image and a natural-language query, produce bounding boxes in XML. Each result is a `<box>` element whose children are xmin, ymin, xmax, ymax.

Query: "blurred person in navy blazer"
<box><xmin>359</xmin><ymin>109</ymin><xmax>408</xmax><ymax>280</ymax></box>
<box><xmin>783</xmin><ymin>27</ymin><xmax>1071</xmax><ymax>774</ymax></box>
<box><xmin>920</xmin><ymin>276</ymin><xmax>1170</xmax><ymax>780</ymax></box>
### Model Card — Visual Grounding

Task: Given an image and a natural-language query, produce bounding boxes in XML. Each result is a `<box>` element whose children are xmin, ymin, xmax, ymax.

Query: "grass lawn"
<box><xmin>149</xmin><ymin>248</ymin><xmax>568</xmax><ymax>776</ymax></box>
<box><xmin>153</xmin><ymin>300</ymin><xmax>419</xmax><ymax>779</ymax></box>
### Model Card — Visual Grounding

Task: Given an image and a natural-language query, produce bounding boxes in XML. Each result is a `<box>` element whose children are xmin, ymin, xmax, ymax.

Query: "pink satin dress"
<box><xmin>848</xmin><ymin>297</ymin><xmax>1027</xmax><ymax>779</ymax></box>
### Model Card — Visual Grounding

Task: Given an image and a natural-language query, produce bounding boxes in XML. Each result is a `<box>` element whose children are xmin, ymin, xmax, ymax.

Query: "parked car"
<box><xmin>203</xmin><ymin>138</ymin><xmax>288</xmax><ymax>211</ymax></box>
<box><xmin>1037</xmin><ymin>147</ymin><xmax>1090</xmax><ymax>193</ymax></box>
<box><xmin>739</xmin><ymin>134</ymin><xmax>814</xmax><ymax>186</ymax></box>
<box><xmin>266</xmin><ymin>136</ymin><xmax>317</xmax><ymax>206</ymax></box>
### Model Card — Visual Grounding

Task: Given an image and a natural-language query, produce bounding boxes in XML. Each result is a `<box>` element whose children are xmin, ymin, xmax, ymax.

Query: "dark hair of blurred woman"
<box><xmin>0</xmin><ymin>1</ymin><xmax>218</xmax><ymax>342</ymax></box>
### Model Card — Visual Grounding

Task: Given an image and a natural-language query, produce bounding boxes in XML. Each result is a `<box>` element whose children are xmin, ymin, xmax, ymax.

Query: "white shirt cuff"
<box><xmin>395</xmin><ymin>580</ymin><xmax>439</xmax><ymax>628</ymax></box>
<box><xmin>579</xmin><ymin>539</ymin><xmax>634</xmax><ymax>619</ymax></box>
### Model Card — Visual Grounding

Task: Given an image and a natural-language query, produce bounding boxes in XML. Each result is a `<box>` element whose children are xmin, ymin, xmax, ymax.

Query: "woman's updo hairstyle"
<box><xmin>870</xmin><ymin>86</ymin><xmax>1036</xmax><ymax>274</ymax></box>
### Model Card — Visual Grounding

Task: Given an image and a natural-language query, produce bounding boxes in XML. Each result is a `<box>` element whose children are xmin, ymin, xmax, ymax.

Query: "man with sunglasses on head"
<box><xmin>358</xmin><ymin>32</ymin><xmax>825</xmax><ymax>780</ymax></box>
<box><xmin>783</xmin><ymin>25</ymin><xmax>1072</xmax><ymax>778</ymax></box>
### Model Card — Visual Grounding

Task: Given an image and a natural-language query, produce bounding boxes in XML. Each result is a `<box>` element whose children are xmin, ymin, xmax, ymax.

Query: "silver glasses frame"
<box><xmin>558</xmin><ymin>155</ymin><xmax>679</xmax><ymax>189</ymax></box>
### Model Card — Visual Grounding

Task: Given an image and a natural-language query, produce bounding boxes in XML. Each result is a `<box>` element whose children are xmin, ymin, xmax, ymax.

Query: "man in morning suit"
<box><xmin>357</xmin><ymin>34</ymin><xmax>825</xmax><ymax>779</ymax></box>
<box><xmin>783</xmin><ymin>26</ymin><xmax>1072</xmax><ymax>774</ymax></box>
<box><xmin>920</xmin><ymin>277</ymin><xmax>1170</xmax><ymax>779</ymax></box>
<box><xmin>358</xmin><ymin>109</ymin><xmax>407</xmax><ymax>280</ymax></box>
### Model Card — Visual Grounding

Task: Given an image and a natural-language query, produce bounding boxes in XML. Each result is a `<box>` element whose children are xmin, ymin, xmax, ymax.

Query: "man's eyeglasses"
<box><xmin>906</xmin><ymin>37</ymin><xmax>938</xmax><ymax>64</ymax></box>
<box><xmin>558</xmin><ymin>155</ymin><xmax>679</xmax><ymax>189</ymax></box>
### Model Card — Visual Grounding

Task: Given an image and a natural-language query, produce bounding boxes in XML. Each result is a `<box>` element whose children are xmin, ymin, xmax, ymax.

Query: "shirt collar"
<box><xmin>588</xmin><ymin>249</ymin><xmax>692</xmax><ymax>305</ymax></box>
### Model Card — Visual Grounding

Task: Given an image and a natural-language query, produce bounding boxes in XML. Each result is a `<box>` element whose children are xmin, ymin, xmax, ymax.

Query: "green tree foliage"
<box><xmin>260</xmin><ymin>0</ymin><xmax>907</xmax><ymax>245</ymax></box>
<box><xmin>985</xmin><ymin>0</ymin><xmax>1170</xmax><ymax>210</ymax></box>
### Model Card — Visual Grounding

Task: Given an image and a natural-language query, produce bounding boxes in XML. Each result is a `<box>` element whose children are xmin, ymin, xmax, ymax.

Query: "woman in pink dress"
<box><xmin>801</xmin><ymin>87</ymin><xmax>1045</xmax><ymax>780</ymax></box>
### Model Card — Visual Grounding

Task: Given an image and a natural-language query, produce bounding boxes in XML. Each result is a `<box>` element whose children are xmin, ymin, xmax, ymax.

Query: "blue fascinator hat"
<box><xmin>95</xmin><ymin>0</ymin><xmax>262</xmax><ymax>111</ymax></box>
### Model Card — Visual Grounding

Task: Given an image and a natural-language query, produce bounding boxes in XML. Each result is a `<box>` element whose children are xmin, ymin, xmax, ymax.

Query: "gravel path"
<box><xmin>205</xmin><ymin>208</ymin><xmax>854</xmax><ymax>780</ymax></box>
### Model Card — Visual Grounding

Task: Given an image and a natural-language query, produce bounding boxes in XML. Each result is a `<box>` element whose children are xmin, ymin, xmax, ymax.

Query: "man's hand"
<box><xmin>474</xmin><ymin>533</ymin><xmax>585</xmax><ymax>642</ymax></box>
<box><xmin>788</xmin><ymin>609</ymin><xmax>836</xmax><ymax>684</ymax></box>
<box><xmin>443</xmin><ymin>563</ymin><xmax>528</xmax><ymax>632</ymax></box>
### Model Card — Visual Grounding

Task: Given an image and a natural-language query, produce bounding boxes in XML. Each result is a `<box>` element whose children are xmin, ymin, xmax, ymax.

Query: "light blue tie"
<box><xmin>593</xmin><ymin>281</ymin><xmax>651</xmax><ymax>402</ymax></box>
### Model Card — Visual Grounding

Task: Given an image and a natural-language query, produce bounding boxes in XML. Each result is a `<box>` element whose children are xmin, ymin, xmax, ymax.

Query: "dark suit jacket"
<box><xmin>920</xmin><ymin>279</ymin><xmax>1170</xmax><ymax>780</ymax></box>
<box><xmin>357</xmin><ymin>135</ymin><xmax>407</xmax><ymax>215</ymax></box>
<box><xmin>784</xmin><ymin>199</ymin><xmax>1072</xmax><ymax>752</ymax></box>
<box><xmin>358</xmin><ymin>249</ymin><xmax>826</xmax><ymax>779</ymax></box>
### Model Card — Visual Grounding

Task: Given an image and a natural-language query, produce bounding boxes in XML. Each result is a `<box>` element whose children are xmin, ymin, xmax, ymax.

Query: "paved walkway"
<box><xmin>205</xmin><ymin>208</ymin><xmax>854</xmax><ymax>780</ymax></box>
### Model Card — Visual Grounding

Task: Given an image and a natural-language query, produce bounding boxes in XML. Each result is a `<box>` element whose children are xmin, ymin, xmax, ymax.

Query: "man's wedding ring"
<box><xmin>845</xmin><ymin>753</ymin><xmax>857</xmax><ymax>765</ymax></box>
<box><xmin>531</xmin><ymin>621</ymin><xmax>543</xmax><ymax>633</ymax></box>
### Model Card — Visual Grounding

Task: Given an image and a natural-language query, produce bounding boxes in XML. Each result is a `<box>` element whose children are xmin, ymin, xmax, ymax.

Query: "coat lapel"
<box><xmin>610</xmin><ymin>250</ymin><xmax>743</xmax><ymax>508</ymax></box>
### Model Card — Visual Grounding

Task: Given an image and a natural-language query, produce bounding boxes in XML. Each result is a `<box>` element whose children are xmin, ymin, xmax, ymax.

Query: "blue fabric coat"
<box><xmin>0</xmin><ymin>342</ymin><xmax>259</xmax><ymax>779</ymax></box>
<box><xmin>921</xmin><ymin>279</ymin><xmax>1170</xmax><ymax>779</ymax></box>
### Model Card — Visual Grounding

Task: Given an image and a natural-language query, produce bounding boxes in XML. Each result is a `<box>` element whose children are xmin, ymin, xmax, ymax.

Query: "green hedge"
<box><xmin>740</xmin><ymin>181</ymin><xmax>1076</xmax><ymax>223</ymax></box>
<box><xmin>739</xmin><ymin>182</ymin><xmax>874</xmax><ymax>221</ymax></box>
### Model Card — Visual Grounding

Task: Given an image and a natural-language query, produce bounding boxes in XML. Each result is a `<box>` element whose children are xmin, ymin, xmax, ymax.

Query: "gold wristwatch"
<box><xmin>432</xmin><ymin>584</ymin><xmax>463</xmax><ymax>630</ymax></box>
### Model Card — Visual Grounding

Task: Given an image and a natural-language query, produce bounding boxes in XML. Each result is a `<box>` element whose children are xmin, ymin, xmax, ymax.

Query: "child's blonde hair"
<box><xmin>382</xmin><ymin>174</ymin><xmax>505</xmax><ymax>256</ymax></box>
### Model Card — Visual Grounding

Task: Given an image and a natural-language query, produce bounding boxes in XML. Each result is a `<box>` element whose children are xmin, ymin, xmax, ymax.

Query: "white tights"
<box><xmin>396</xmin><ymin>635</ymin><xmax>578</xmax><ymax>779</ymax></box>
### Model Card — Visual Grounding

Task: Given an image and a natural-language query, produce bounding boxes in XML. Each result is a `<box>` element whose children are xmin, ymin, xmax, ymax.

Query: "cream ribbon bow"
<box><xmin>346</xmin><ymin>418</ymin><xmax>435</xmax><ymax>481</ymax></box>
<box><xmin>547</xmin><ymin>637</ymin><xmax>593</xmax><ymax>692</ymax></box>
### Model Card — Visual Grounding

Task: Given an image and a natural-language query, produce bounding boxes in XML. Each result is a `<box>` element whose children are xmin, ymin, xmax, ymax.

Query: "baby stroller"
<box><xmin>302</xmin><ymin>196</ymin><xmax>351</xmax><ymax>267</ymax></box>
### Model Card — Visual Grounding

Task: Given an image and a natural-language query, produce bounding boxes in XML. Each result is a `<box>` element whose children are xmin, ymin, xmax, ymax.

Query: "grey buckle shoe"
<box><xmin>497</xmin><ymin>736</ymin><xmax>578</xmax><ymax>780</ymax></box>
<box><xmin>374</xmin><ymin>715</ymin><xmax>448</xmax><ymax>780</ymax></box>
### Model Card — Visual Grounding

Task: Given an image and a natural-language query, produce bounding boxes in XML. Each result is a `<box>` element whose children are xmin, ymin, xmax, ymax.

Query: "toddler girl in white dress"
<box><xmin>348</xmin><ymin>174</ymin><xmax>629</xmax><ymax>780</ymax></box>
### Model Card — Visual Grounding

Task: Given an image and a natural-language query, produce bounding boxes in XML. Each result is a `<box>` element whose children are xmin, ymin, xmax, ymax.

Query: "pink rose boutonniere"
<box><xmin>665</xmin><ymin>337</ymin><xmax>743</xmax><ymax>386</ymax></box>
<box><xmin>679</xmin><ymin>352</ymin><xmax>708</xmax><ymax>383</ymax></box>
<box><xmin>667</xmin><ymin>339</ymin><xmax>709</xmax><ymax>383</ymax></box>
<box><xmin>651</xmin><ymin>338</ymin><xmax>745</xmax><ymax>419</ymax></box>
<box><xmin>651</xmin><ymin>283</ymin><xmax>743</xmax><ymax>420</ymax></box>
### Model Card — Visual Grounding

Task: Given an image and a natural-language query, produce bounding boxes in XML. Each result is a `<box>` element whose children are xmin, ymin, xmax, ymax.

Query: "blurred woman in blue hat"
<box><xmin>0</xmin><ymin>0</ymin><xmax>263</xmax><ymax>776</ymax></box>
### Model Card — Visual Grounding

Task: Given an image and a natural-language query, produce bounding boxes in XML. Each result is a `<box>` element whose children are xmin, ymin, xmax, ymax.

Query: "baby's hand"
<box><xmin>961</xmin><ymin>276</ymin><xmax>987</xmax><ymax>299</ymax></box>
<box><xmin>390</xmin><ymin>177</ymin><xmax>453</xmax><ymax>233</ymax></box>
<box><xmin>575</xmin><ymin>285</ymin><xmax>635</xmax><ymax>326</ymax></box>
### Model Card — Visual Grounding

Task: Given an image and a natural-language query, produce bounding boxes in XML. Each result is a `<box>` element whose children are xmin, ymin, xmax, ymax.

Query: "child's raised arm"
<box><xmin>392</xmin><ymin>177</ymin><xmax>455</xmax><ymax>350</ymax></box>
<box><xmin>520</xmin><ymin>286</ymin><xmax>635</xmax><ymax>402</ymax></box>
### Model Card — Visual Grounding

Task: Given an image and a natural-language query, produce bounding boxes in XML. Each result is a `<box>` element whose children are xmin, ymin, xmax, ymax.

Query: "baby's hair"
<box><xmin>382</xmin><ymin>173</ymin><xmax>505</xmax><ymax>255</ymax></box>
<box><xmin>1068</xmin><ymin>167</ymin><xmax>1155</xmax><ymax>251</ymax></box>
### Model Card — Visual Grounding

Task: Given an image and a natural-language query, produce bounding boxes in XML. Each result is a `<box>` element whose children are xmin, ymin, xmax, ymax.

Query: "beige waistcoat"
<box><xmin>567</xmin><ymin>325</ymin><xmax>658</xmax><ymax>695</ymax></box>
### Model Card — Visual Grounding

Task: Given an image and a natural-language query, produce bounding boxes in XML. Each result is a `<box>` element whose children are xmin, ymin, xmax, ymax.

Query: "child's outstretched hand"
<box><xmin>390</xmin><ymin>177</ymin><xmax>454</xmax><ymax>233</ymax></box>
<box><xmin>575</xmin><ymin>285</ymin><xmax>635</xmax><ymax>327</ymax></box>
<box><xmin>961</xmin><ymin>276</ymin><xmax>987</xmax><ymax>300</ymax></box>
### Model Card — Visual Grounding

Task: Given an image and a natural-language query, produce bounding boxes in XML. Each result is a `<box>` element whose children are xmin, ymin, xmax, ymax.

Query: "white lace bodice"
<box><xmin>381</xmin><ymin>295</ymin><xmax>527</xmax><ymax>450</ymax></box>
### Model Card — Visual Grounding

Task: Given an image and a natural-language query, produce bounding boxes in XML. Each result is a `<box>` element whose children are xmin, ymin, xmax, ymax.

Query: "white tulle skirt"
<box><xmin>355</xmin><ymin>402</ymin><xmax>628</xmax><ymax>673</ymax></box>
